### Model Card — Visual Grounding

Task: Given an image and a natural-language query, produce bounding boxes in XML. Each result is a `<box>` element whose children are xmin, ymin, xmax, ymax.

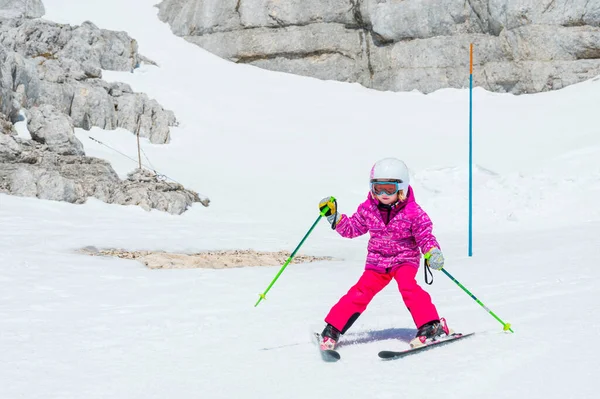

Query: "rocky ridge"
<box><xmin>0</xmin><ymin>1</ymin><xmax>208</xmax><ymax>213</ymax></box>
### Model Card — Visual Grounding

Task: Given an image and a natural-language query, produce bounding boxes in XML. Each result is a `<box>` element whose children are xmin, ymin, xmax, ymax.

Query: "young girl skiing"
<box><xmin>318</xmin><ymin>157</ymin><xmax>449</xmax><ymax>350</ymax></box>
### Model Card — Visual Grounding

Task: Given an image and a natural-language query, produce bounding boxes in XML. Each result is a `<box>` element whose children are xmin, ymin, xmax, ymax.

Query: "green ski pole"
<box><xmin>254</xmin><ymin>197</ymin><xmax>335</xmax><ymax>307</ymax></box>
<box><xmin>441</xmin><ymin>268</ymin><xmax>514</xmax><ymax>333</ymax></box>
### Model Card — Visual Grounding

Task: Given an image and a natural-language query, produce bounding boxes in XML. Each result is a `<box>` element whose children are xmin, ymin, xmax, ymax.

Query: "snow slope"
<box><xmin>1</xmin><ymin>1</ymin><xmax>599</xmax><ymax>398</ymax></box>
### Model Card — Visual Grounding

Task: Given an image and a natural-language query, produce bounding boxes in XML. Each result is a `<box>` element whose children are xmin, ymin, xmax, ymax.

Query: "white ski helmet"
<box><xmin>370</xmin><ymin>157</ymin><xmax>410</xmax><ymax>193</ymax></box>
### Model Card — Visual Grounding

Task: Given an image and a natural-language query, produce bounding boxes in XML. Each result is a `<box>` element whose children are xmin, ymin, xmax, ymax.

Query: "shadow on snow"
<box><xmin>260</xmin><ymin>327</ymin><xmax>416</xmax><ymax>351</ymax></box>
<box><xmin>337</xmin><ymin>327</ymin><xmax>416</xmax><ymax>348</ymax></box>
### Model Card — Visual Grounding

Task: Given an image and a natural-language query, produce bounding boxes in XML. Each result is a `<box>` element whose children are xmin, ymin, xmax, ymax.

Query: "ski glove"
<box><xmin>319</xmin><ymin>197</ymin><xmax>341</xmax><ymax>230</ymax></box>
<box><xmin>425</xmin><ymin>248</ymin><xmax>444</xmax><ymax>270</ymax></box>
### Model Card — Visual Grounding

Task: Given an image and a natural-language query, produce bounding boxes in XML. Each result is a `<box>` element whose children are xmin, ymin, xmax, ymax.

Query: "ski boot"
<box><xmin>320</xmin><ymin>324</ymin><xmax>341</xmax><ymax>351</ymax></box>
<box><xmin>409</xmin><ymin>318</ymin><xmax>452</xmax><ymax>348</ymax></box>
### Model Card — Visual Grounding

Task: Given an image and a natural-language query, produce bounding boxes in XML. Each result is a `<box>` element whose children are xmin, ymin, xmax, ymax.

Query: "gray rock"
<box><xmin>35</xmin><ymin>168</ymin><xmax>81</xmax><ymax>202</ymax></box>
<box><xmin>487</xmin><ymin>0</ymin><xmax>600</xmax><ymax>31</ymax></box>
<box><xmin>157</xmin><ymin>0</ymin><xmax>242</xmax><ymax>35</ymax></box>
<box><xmin>0</xmin><ymin>22</ymin><xmax>177</xmax><ymax>143</ymax></box>
<box><xmin>0</xmin><ymin>119</ymin><xmax>207</xmax><ymax>213</ymax></box>
<box><xmin>53</xmin><ymin>154</ymin><xmax>123</xmax><ymax>203</ymax></box>
<box><xmin>188</xmin><ymin>23</ymin><xmax>370</xmax><ymax>84</ymax></box>
<box><xmin>0</xmin><ymin>19</ymin><xmax>140</xmax><ymax>71</ymax></box>
<box><xmin>0</xmin><ymin>14</ymin><xmax>207</xmax><ymax>213</ymax></box>
<box><xmin>60</xmin><ymin>81</ymin><xmax>118</xmax><ymax>131</ymax></box>
<box><xmin>481</xmin><ymin>59</ymin><xmax>600</xmax><ymax>93</ymax></box>
<box><xmin>503</xmin><ymin>25</ymin><xmax>600</xmax><ymax>61</ymax></box>
<box><xmin>0</xmin><ymin>0</ymin><xmax>45</xmax><ymax>19</ymax></box>
<box><xmin>0</xmin><ymin>111</ymin><xmax>15</xmax><ymax>135</ymax></box>
<box><xmin>0</xmin><ymin>12</ymin><xmax>208</xmax><ymax>213</ymax></box>
<box><xmin>113</xmin><ymin>91</ymin><xmax>176</xmax><ymax>144</ymax></box>
<box><xmin>0</xmin><ymin>45</ymin><xmax>41</xmax><ymax>121</ymax></box>
<box><xmin>111</xmin><ymin>168</ymin><xmax>204</xmax><ymax>214</ymax></box>
<box><xmin>241</xmin><ymin>0</ymin><xmax>355</xmax><ymax>27</ymax></box>
<box><xmin>365</xmin><ymin>25</ymin><xmax>600</xmax><ymax>93</ymax></box>
<box><xmin>35</xmin><ymin>57</ymin><xmax>90</xmax><ymax>83</ymax></box>
<box><xmin>28</xmin><ymin>78</ymin><xmax>175</xmax><ymax>144</ymax></box>
<box><xmin>27</xmin><ymin>104</ymin><xmax>85</xmax><ymax>155</ymax></box>
<box><xmin>359</xmin><ymin>0</ymin><xmax>483</xmax><ymax>42</ymax></box>
<box><xmin>158</xmin><ymin>0</ymin><xmax>600</xmax><ymax>94</ymax></box>
<box><xmin>158</xmin><ymin>0</ymin><xmax>355</xmax><ymax>35</ymax></box>
<box><xmin>0</xmin><ymin>131</ymin><xmax>21</xmax><ymax>161</ymax></box>
<box><xmin>5</xmin><ymin>162</ymin><xmax>84</xmax><ymax>203</ymax></box>
<box><xmin>7</xmin><ymin>165</ymin><xmax>37</xmax><ymax>197</ymax></box>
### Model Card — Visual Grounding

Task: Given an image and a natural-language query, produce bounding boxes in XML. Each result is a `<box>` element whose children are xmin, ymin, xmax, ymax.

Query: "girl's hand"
<box><xmin>319</xmin><ymin>197</ymin><xmax>337</xmax><ymax>216</ymax></box>
<box><xmin>319</xmin><ymin>197</ymin><xmax>341</xmax><ymax>229</ymax></box>
<box><xmin>425</xmin><ymin>248</ymin><xmax>445</xmax><ymax>270</ymax></box>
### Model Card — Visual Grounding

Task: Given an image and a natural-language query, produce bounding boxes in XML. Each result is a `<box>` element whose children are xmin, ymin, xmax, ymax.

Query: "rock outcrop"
<box><xmin>0</xmin><ymin>113</ymin><xmax>207</xmax><ymax>214</ymax></box>
<box><xmin>157</xmin><ymin>0</ymin><xmax>600</xmax><ymax>94</ymax></box>
<box><xmin>0</xmin><ymin>11</ymin><xmax>209</xmax><ymax>213</ymax></box>
<box><xmin>0</xmin><ymin>19</ymin><xmax>176</xmax><ymax>144</ymax></box>
<box><xmin>0</xmin><ymin>0</ymin><xmax>45</xmax><ymax>19</ymax></box>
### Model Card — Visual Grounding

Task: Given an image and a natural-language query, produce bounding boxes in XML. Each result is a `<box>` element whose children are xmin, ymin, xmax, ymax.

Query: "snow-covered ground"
<box><xmin>1</xmin><ymin>1</ymin><xmax>599</xmax><ymax>398</ymax></box>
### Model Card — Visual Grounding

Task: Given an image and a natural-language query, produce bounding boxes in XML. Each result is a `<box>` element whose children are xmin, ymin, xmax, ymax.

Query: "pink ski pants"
<box><xmin>325</xmin><ymin>265</ymin><xmax>439</xmax><ymax>333</ymax></box>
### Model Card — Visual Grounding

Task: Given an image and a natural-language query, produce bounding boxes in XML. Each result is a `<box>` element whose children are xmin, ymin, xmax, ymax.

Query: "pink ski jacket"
<box><xmin>335</xmin><ymin>187</ymin><xmax>440</xmax><ymax>272</ymax></box>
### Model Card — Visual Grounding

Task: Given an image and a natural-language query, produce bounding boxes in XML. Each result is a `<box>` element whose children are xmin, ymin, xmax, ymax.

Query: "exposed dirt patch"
<box><xmin>79</xmin><ymin>247</ymin><xmax>335</xmax><ymax>269</ymax></box>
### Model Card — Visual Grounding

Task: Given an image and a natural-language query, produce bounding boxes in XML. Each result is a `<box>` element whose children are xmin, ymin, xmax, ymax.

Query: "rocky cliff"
<box><xmin>0</xmin><ymin>0</ymin><xmax>208</xmax><ymax>213</ymax></box>
<box><xmin>157</xmin><ymin>0</ymin><xmax>600</xmax><ymax>94</ymax></box>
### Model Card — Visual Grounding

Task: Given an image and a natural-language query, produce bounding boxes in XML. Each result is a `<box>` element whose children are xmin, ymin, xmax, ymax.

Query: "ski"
<box><xmin>313</xmin><ymin>332</ymin><xmax>341</xmax><ymax>362</ymax></box>
<box><xmin>378</xmin><ymin>332</ymin><xmax>475</xmax><ymax>360</ymax></box>
<box><xmin>320</xmin><ymin>348</ymin><xmax>341</xmax><ymax>362</ymax></box>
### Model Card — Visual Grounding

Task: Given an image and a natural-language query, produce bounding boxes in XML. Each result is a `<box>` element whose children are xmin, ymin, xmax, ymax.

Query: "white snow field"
<box><xmin>1</xmin><ymin>1</ymin><xmax>599</xmax><ymax>398</ymax></box>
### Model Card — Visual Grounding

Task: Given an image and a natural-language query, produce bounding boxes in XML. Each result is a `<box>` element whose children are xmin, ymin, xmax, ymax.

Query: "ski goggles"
<box><xmin>370</xmin><ymin>181</ymin><xmax>401</xmax><ymax>196</ymax></box>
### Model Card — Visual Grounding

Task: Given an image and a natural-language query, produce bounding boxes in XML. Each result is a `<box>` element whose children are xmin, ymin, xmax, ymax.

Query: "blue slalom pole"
<box><xmin>468</xmin><ymin>43</ymin><xmax>473</xmax><ymax>257</ymax></box>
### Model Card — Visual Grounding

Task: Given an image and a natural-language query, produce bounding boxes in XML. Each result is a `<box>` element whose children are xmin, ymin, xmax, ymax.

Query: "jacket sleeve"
<box><xmin>334</xmin><ymin>206</ymin><xmax>369</xmax><ymax>239</ymax></box>
<box><xmin>411</xmin><ymin>205</ymin><xmax>440</xmax><ymax>254</ymax></box>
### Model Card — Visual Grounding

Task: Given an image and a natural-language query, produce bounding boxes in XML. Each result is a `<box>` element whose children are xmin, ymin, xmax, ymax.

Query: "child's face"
<box><xmin>375</xmin><ymin>192</ymin><xmax>399</xmax><ymax>205</ymax></box>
